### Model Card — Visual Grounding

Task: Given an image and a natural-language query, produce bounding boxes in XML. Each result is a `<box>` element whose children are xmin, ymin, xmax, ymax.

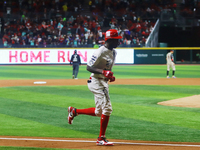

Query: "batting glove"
<box><xmin>109</xmin><ymin>76</ymin><xmax>115</xmax><ymax>82</ymax></box>
<box><xmin>102</xmin><ymin>70</ymin><xmax>113</xmax><ymax>78</ymax></box>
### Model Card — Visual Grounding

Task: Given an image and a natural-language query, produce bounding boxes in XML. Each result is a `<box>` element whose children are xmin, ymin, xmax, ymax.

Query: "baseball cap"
<box><xmin>105</xmin><ymin>29</ymin><xmax>122</xmax><ymax>41</ymax></box>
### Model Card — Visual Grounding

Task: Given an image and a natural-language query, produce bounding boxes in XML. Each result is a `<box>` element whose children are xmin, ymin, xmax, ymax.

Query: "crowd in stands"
<box><xmin>0</xmin><ymin>0</ymin><xmax>178</xmax><ymax>48</ymax></box>
<box><xmin>179</xmin><ymin>0</ymin><xmax>200</xmax><ymax>17</ymax></box>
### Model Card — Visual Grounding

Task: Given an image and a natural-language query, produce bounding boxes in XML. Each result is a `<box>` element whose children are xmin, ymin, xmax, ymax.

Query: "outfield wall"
<box><xmin>0</xmin><ymin>48</ymin><xmax>134</xmax><ymax>65</ymax></box>
<box><xmin>0</xmin><ymin>48</ymin><xmax>199</xmax><ymax>65</ymax></box>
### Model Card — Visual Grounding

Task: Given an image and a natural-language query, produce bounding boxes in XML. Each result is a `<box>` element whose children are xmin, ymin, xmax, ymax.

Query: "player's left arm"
<box><xmin>87</xmin><ymin>65</ymin><xmax>113</xmax><ymax>76</ymax></box>
<box><xmin>87</xmin><ymin>53</ymin><xmax>102</xmax><ymax>74</ymax></box>
<box><xmin>171</xmin><ymin>54</ymin><xmax>175</xmax><ymax>64</ymax></box>
<box><xmin>87</xmin><ymin>65</ymin><xmax>115</xmax><ymax>82</ymax></box>
<box><xmin>171</xmin><ymin>54</ymin><xmax>174</xmax><ymax>62</ymax></box>
<box><xmin>109</xmin><ymin>50</ymin><xmax>116</xmax><ymax>82</ymax></box>
<box><xmin>87</xmin><ymin>54</ymin><xmax>114</xmax><ymax>77</ymax></box>
<box><xmin>70</xmin><ymin>55</ymin><xmax>74</xmax><ymax>65</ymax></box>
<box><xmin>87</xmin><ymin>65</ymin><xmax>103</xmax><ymax>74</ymax></box>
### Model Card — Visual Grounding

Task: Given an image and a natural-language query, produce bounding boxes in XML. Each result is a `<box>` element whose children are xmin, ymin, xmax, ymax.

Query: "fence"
<box><xmin>0</xmin><ymin>47</ymin><xmax>199</xmax><ymax>65</ymax></box>
<box><xmin>145</xmin><ymin>19</ymin><xmax>160</xmax><ymax>47</ymax></box>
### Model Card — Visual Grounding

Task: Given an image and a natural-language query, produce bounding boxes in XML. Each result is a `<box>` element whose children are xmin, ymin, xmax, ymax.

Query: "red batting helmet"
<box><xmin>105</xmin><ymin>29</ymin><xmax>122</xmax><ymax>41</ymax></box>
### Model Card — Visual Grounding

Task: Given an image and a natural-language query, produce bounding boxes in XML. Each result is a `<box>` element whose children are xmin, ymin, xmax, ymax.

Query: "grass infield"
<box><xmin>0</xmin><ymin>65</ymin><xmax>200</xmax><ymax>146</ymax></box>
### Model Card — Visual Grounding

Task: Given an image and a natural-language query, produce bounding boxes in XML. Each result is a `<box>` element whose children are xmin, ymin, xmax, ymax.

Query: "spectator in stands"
<box><xmin>1</xmin><ymin>0</ymin><xmax>169</xmax><ymax>48</ymax></box>
<box><xmin>62</xmin><ymin>3</ymin><xmax>68</xmax><ymax>17</ymax></box>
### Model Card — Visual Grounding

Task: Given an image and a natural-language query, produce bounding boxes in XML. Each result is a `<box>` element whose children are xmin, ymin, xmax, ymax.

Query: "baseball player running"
<box><xmin>68</xmin><ymin>29</ymin><xmax>122</xmax><ymax>146</ymax></box>
<box><xmin>166</xmin><ymin>50</ymin><xmax>176</xmax><ymax>78</ymax></box>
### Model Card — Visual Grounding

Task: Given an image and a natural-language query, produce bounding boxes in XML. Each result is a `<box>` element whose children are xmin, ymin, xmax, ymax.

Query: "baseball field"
<box><xmin>0</xmin><ymin>64</ymin><xmax>200</xmax><ymax>150</ymax></box>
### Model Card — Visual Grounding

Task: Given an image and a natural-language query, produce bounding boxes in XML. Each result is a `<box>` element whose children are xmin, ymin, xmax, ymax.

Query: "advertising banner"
<box><xmin>134</xmin><ymin>50</ymin><xmax>167</xmax><ymax>64</ymax></box>
<box><xmin>0</xmin><ymin>48</ymin><xmax>134</xmax><ymax>64</ymax></box>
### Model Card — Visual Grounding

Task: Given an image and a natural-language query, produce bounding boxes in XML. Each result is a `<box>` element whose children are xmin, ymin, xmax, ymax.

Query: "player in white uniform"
<box><xmin>67</xmin><ymin>29</ymin><xmax>122</xmax><ymax>146</ymax></box>
<box><xmin>166</xmin><ymin>50</ymin><xmax>176</xmax><ymax>78</ymax></box>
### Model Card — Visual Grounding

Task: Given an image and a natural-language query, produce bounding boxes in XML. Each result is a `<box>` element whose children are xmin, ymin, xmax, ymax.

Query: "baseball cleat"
<box><xmin>172</xmin><ymin>76</ymin><xmax>176</xmax><ymax>78</ymax></box>
<box><xmin>68</xmin><ymin>106</ymin><xmax>77</xmax><ymax>124</ymax></box>
<box><xmin>166</xmin><ymin>76</ymin><xmax>170</xmax><ymax>78</ymax></box>
<box><xmin>96</xmin><ymin>137</ymin><xmax>114</xmax><ymax>146</ymax></box>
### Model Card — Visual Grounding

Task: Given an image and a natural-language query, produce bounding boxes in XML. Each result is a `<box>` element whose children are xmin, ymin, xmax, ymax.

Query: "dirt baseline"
<box><xmin>0</xmin><ymin>78</ymin><xmax>200</xmax><ymax>149</ymax></box>
<box><xmin>0</xmin><ymin>136</ymin><xmax>200</xmax><ymax>150</ymax></box>
<box><xmin>1</xmin><ymin>78</ymin><xmax>200</xmax><ymax>87</ymax></box>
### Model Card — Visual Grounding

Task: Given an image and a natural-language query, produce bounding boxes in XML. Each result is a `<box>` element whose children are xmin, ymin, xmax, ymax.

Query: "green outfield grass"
<box><xmin>0</xmin><ymin>65</ymin><xmax>200</xmax><ymax>79</ymax></box>
<box><xmin>0</xmin><ymin>65</ymin><xmax>200</xmax><ymax>150</ymax></box>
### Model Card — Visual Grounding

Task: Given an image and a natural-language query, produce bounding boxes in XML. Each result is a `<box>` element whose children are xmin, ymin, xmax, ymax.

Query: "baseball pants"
<box><xmin>73</xmin><ymin>63</ymin><xmax>79</xmax><ymax>78</ymax></box>
<box><xmin>167</xmin><ymin>62</ymin><xmax>175</xmax><ymax>71</ymax></box>
<box><xmin>87</xmin><ymin>77</ymin><xmax>113</xmax><ymax>117</ymax></box>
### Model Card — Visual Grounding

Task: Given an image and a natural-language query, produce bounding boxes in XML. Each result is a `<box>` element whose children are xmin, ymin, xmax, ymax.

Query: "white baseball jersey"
<box><xmin>88</xmin><ymin>45</ymin><xmax>117</xmax><ymax>79</ymax></box>
<box><xmin>87</xmin><ymin>45</ymin><xmax>116</xmax><ymax>117</ymax></box>
<box><xmin>166</xmin><ymin>52</ymin><xmax>174</xmax><ymax>64</ymax></box>
<box><xmin>166</xmin><ymin>52</ymin><xmax>175</xmax><ymax>71</ymax></box>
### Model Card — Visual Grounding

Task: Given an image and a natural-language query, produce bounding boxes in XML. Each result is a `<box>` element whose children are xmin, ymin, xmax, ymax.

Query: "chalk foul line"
<box><xmin>0</xmin><ymin>137</ymin><xmax>200</xmax><ymax>147</ymax></box>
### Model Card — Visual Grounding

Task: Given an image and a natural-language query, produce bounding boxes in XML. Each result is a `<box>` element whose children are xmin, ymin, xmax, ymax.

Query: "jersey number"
<box><xmin>73</xmin><ymin>55</ymin><xmax>78</xmax><ymax>62</ymax></box>
<box><xmin>89</xmin><ymin>55</ymin><xmax>97</xmax><ymax>65</ymax></box>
